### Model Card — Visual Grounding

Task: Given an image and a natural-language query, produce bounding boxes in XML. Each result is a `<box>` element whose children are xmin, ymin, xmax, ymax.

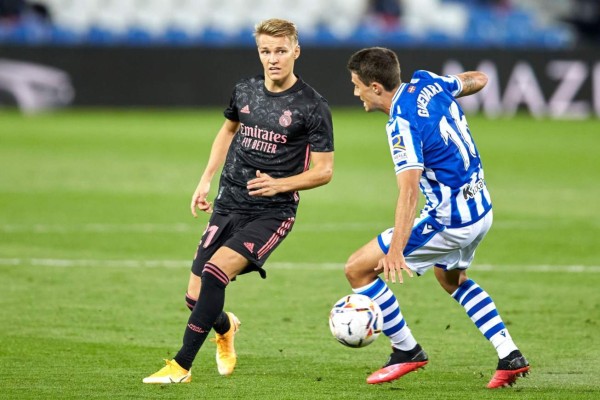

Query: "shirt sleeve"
<box><xmin>306</xmin><ymin>99</ymin><xmax>334</xmax><ymax>152</ymax></box>
<box><xmin>444</xmin><ymin>74</ymin><xmax>463</xmax><ymax>98</ymax></box>
<box><xmin>223</xmin><ymin>86</ymin><xmax>240</xmax><ymax>122</ymax></box>
<box><xmin>387</xmin><ymin>116</ymin><xmax>424</xmax><ymax>175</ymax></box>
<box><xmin>415</xmin><ymin>70</ymin><xmax>462</xmax><ymax>98</ymax></box>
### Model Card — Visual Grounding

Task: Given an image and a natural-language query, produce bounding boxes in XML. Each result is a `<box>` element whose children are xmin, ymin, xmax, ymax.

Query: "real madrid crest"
<box><xmin>279</xmin><ymin>110</ymin><xmax>292</xmax><ymax>127</ymax></box>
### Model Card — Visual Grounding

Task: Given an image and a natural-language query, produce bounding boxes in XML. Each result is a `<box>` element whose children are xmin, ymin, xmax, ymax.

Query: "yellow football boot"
<box><xmin>142</xmin><ymin>359</ymin><xmax>191</xmax><ymax>384</ymax></box>
<box><xmin>213</xmin><ymin>312</ymin><xmax>241</xmax><ymax>376</ymax></box>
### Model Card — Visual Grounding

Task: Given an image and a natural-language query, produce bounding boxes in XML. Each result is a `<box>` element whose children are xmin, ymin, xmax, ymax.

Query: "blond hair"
<box><xmin>254</xmin><ymin>18</ymin><xmax>299</xmax><ymax>46</ymax></box>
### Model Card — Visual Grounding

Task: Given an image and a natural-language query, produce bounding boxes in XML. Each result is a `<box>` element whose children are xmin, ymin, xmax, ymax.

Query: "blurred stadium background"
<box><xmin>1</xmin><ymin>2</ymin><xmax>600</xmax><ymax>399</ymax></box>
<box><xmin>0</xmin><ymin>0</ymin><xmax>599</xmax><ymax>117</ymax></box>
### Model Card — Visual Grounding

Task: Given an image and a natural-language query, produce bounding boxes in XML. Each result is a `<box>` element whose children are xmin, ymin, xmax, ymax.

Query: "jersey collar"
<box><xmin>389</xmin><ymin>83</ymin><xmax>407</xmax><ymax>117</ymax></box>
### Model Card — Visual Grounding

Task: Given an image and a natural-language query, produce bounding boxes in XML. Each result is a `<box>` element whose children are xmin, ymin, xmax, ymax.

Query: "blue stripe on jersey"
<box><xmin>450</xmin><ymin>189</ymin><xmax>462</xmax><ymax>226</ymax></box>
<box><xmin>420</xmin><ymin>182</ymin><xmax>434</xmax><ymax>211</ymax></box>
<box><xmin>481</xmin><ymin>185</ymin><xmax>492</xmax><ymax>209</ymax></box>
<box><xmin>388</xmin><ymin>70</ymin><xmax>492</xmax><ymax>228</ymax></box>
<box><xmin>424</xmin><ymin>173</ymin><xmax>443</xmax><ymax>210</ymax></box>
<box><xmin>467</xmin><ymin>193</ymin><xmax>480</xmax><ymax>222</ymax></box>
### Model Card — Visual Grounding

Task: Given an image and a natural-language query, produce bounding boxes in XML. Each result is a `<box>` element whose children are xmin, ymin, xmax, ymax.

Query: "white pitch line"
<box><xmin>0</xmin><ymin>258</ymin><xmax>186</xmax><ymax>268</ymax></box>
<box><xmin>0</xmin><ymin>223</ymin><xmax>197</xmax><ymax>234</ymax></box>
<box><xmin>1</xmin><ymin>219</ymin><xmax>587</xmax><ymax>235</ymax></box>
<box><xmin>0</xmin><ymin>222</ymin><xmax>381</xmax><ymax>234</ymax></box>
<box><xmin>0</xmin><ymin>258</ymin><xmax>599</xmax><ymax>273</ymax></box>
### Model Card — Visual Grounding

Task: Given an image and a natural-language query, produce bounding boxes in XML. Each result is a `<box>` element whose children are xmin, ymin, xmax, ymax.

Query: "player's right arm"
<box><xmin>455</xmin><ymin>71</ymin><xmax>488</xmax><ymax>98</ymax></box>
<box><xmin>191</xmin><ymin>119</ymin><xmax>240</xmax><ymax>217</ymax></box>
<box><xmin>375</xmin><ymin>168</ymin><xmax>420</xmax><ymax>283</ymax></box>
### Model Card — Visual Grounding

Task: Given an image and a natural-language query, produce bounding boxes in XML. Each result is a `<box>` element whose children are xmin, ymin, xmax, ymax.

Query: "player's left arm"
<box><xmin>247</xmin><ymin>151</ymin><xmax>334</xmax><ymax>197</ymax></box>
<box><xmin>455</xmin><ymin>71</ymin><xmax>488</xmax><ymax>98</ymax></box>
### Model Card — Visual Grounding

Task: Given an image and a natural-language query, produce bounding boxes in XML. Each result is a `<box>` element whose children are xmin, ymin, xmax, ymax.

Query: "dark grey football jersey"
<box><xmin>214</xmin><ymin>75</ymin><xmax>334</xmax><ymax>217</ymax></box>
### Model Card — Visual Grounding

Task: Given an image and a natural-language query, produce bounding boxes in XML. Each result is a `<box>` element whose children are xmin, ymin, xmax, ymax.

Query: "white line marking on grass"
<box><xmin>3</xmin><ymin>220</ymin><xmax>572</xmax><ymax>235</ymax></box>
<box><xmin>0</xmin><ymin>258</ymin><xmax>186</xmax><ymax>268</ymax></box>
<box><xmin>475</xmin><ymin>264</ymin><xmax>600</xmax><ymax>273</ymax></box>
<box><xmin>0</xmin><ymin>223</ymin><xmax>197</xmax><ymax>234</ymax></box>
<box><xmin>0</xmin><ymin>258</ymin><xmax>599</xmax><ymax>273</ymax></box>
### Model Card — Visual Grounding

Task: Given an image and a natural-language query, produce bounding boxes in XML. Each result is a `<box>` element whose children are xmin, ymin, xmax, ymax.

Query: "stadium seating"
<box><xmin>0</xmin><ymin>0</ymin><xmax>575</xmax><ymax>47</ymax></box>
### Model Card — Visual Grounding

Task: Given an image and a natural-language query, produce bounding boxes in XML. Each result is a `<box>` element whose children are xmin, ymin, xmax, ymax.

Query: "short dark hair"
<box><xmin>347</xmin><ymin>47</ymin><xmax>401</xmax><ymax>91</ymax></box>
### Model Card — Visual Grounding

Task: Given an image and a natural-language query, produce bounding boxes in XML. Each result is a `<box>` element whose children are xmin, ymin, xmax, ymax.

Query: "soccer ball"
<box><xmin>329</xmin><ymin>294</ymin><xmax>383</xmax><ymax>348</ymax></box>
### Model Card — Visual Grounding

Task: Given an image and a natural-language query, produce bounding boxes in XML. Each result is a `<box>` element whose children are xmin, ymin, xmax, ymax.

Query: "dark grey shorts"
<box><xmin>191</xmin><ymin>212</ymin><xmax>295</xmax><ymax>279</ymax></box>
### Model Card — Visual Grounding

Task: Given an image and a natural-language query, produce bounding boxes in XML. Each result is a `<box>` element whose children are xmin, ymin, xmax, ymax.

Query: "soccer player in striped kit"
<box><xmin>143</xmin><ymin>19</ymin><xmax>334</xmax><ymax>384</ymax></box>
<box><xmin>345</xmin><ymin>47</ymin><xmax>529</xmax><ymax>389</ymax></box>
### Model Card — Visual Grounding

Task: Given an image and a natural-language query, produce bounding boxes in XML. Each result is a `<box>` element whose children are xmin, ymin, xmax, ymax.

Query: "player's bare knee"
<box><xmin>344</xmin><ymin>255</ymin><xmax>358</xmax><ymax>281</ymax></box>
<box><xmin>344</xmin><ymin>256</ymin><xmax>373</xmax><ymax>287</ymax></box>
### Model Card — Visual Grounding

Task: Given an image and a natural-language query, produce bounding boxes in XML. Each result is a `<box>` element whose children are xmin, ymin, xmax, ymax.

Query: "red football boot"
<box><xmin>367</xmin><ymin>344</ymin><xmax>428</xmax><ymax>384</ymax></box>
<box><xmin>487</xmin><ymin>350</ymin><xmax>530</xmax><ymax>389</ymax></box>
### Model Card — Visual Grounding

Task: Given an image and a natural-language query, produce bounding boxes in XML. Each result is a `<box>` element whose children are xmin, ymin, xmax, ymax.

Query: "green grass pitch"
<box><xmin>0</xmin><ymin>109</ymin><xmax>599</xmax><ymax>399</ymax></box>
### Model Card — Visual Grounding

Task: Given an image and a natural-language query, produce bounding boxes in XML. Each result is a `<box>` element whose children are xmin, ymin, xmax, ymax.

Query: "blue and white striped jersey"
<box><xmin>386</xmin><ymin>70</ymin><xmax>492</xmax><ymax>228</ymax></box>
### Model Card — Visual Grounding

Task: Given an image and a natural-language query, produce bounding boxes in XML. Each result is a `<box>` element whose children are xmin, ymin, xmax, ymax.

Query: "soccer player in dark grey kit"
<box><xmin>143</xmin><ymin>18</ymin><xmax>334</xmax><ymax>383</ymax></box>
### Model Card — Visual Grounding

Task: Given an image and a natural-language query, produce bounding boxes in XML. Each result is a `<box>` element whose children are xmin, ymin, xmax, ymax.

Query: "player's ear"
<box><xmin>371</xmin><ymin>83</ymin><xmax>382</xmax><ymax>95</ymax></box>
<box><xmin>294</xmin><ymin>45</ymin><xmax>300</xmax><ymax>59</ymax></box>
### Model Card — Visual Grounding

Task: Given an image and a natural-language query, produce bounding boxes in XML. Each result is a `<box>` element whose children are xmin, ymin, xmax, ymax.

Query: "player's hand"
<box><xmin>190</xmin><ymin>182</ymin><xmax>213</xmax><ymax>217</ymax></box>
<box><xmin>247</xmin><ymin>170</ymin><xmax>280</xmax><ymax>197</ymax></box>
<box><xmin>374</xmin><ymin>248</ymin><xmax>413</xmax><ymax>284</ymax></box>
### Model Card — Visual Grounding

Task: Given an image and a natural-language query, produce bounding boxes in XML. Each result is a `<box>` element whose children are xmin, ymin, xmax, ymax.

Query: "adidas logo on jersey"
<box><xmin>243</xmin><ymin>242</ymin><xmax>255</xmax><ymax>253</ymax></box>
<box><xmin>240</xmin><ymin>105</ymin><xmax>250</xmax><ymax>114</ymax></box>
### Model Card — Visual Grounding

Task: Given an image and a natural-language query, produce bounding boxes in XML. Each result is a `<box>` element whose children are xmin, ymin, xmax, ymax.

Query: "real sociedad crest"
<box><xmin>279</xmin><ymin>110</ymin><xmax>292</xmax><ymax>127</ymax></box>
